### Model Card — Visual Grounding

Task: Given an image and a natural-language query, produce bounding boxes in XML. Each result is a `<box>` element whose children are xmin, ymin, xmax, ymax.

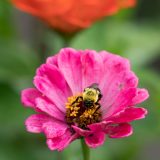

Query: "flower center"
<box><xmin>65</xmin><ymin>84</ymin><xmax>102</xmax><ymax>129</ymax></box>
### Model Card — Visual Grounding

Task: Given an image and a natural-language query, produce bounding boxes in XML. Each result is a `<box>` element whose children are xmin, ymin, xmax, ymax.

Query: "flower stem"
<box><xmin>81</xmin><ymin>139</ymin><xmax>90</xmax><ymax>160</ymax></box>
<box><xmin>35</xmin><ymin>23</ymin><xmax>49</xmax><ymax>63</ymax></box>
<box><xmin>62</xmin><ymin>35</ymin><xmax>73</xmax><ymax>47</ymax></box>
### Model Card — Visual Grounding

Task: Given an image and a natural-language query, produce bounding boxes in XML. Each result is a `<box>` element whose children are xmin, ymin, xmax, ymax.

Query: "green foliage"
<box><xmin>71</xmin><ymin>19</ymin><xmax>160</xmax><ymax>68</ymax></box>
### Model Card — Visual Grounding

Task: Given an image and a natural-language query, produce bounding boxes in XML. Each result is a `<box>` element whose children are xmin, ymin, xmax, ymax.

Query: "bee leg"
<box><xmin>93</xmin><ymin>103</ymin><xmax>101</xmax><ymax>113</ymax></box>
<box><xmin>71</xmin><ymin>96</ymin><xmax>83</xmax><ymax>105</ymax></box>
<box><xmin>98</xmin><ymin>93</ymin><xmax>103</xmax><ymax>101</ymax></box>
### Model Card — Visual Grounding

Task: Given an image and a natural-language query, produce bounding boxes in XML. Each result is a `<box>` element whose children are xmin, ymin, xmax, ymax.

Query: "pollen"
<box><xmin>65</xmin><ymin>93</ymin><xmax>102</xmax><ymax>129</ymax></box>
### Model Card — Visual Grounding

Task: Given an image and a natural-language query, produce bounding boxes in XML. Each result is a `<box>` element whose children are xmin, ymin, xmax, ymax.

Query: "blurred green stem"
<box><xmin>62</xmin><ymin>35</ymin><xmax>73</xmax><ymax>47</ymax></box>
<box><xmin>57</xmin><ymin>30</ymin><xmax>76</xmax><ymax>47</ymax></box>
<box><xmin>81</xmin><ymin>139</ymin><xmax>90</xmax><ymax>160</ymax></box>
<box><xmin>37</xmin><ymin>25</ymin><xmax>48</xmax><ymax>63</ymax></box>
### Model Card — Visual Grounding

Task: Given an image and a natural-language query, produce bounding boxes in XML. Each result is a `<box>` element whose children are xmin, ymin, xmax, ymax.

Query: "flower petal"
<box><xmin>132</xmin><ymin>88</ymin><xmax>149</xmax><ymax>105</ymax></box>
<box><xmin>34</xmin><ymin>64</ymin><xmax>71</xmax><ymax>112</ymax></box>
<box><xmin>72</xmin><ymin>125</ymin><xmax>92</xmax><ymax>136</ymax></box>
<box><xmin>46</xmin><ymin>54</ymin><xmax>58</xmax><ymax>67</ymax></box>
<box><xmin>88</xmin><ymin>121</ymin><xmax>109</xmax><ymax>132</ymax></box>
<box><xmin>25</xmin><ymin>114</ymin><xmax>52</xmax><ymax>133</ymax></box>
<box><xmin>85</xmin><ymin>132</ymin><xmax>105</xmax><ymax>148</ymax></box>
<box><xmin>21</xmin><ymin>88</ymin><xmax>41</xmax><ymax>108</ymax></box>
<box><xmin>35</xmin><ymin>98</ymin><xmax>65</xmax><ymax>121</ymax></box>
<box><xmin>102</xmin><ymin>88</ymin><xmax>137</xmax><ymax>119</ymax></box>
<box><xmin>20</xmin><ymin>48</ymin><xmax>149</xmax><ymax>152</ymax></box>
<box><xmin>42</xmin><ymin>121</ymin><xmax>68</xmax><ymax>139</ymax></box>
<box><xmin>107</xmin><ymin>107</ymin><xmax>148</xmax><ymax>123</ymax></box>
<box><xmin>81</xmin><ymin>50</ymin><xmax>103</xmax><ymax>89</ymax></box>
<box><xmin>99</xmin><ymin>51</ymin><xmax>138</xmax><ymax>116</ymax></box>
<box><xmin>21</xmin><ymin>88</ymin><xmax>64</xmax><ymax>120</ymax></box>
<box><xmin>47</xmin><ymin>130</ymin><xmax>79</xmax><ymax>151</ymax></box>
<box><xmin>57</xmin><ymin>48</ymin><xmax>82</xmax><ymax>94</ymax></box>
<box><xmin>105</xmin><ymin>123</ymin><xmax>133</xmax><ymax>138</ymax></box>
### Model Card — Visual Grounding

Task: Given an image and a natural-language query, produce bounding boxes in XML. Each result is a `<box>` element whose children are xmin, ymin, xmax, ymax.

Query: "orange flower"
<box><xmin>12</xmin><ymin>0</ymin><xmax>136</xmax><ymax>34</ymax></box>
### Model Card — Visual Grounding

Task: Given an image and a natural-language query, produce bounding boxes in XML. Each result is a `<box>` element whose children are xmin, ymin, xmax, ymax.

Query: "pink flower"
<box><xmin>22</xmin><ymin>48</ymin><xmax>149</xmax><ymax>151</ymax></box>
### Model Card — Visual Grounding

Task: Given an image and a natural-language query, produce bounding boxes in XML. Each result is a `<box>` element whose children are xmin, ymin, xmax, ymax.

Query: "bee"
<box><xmin>83</xmin><ymin>83</ymin><xmax>102</xmax><ymax>108</ymax></box>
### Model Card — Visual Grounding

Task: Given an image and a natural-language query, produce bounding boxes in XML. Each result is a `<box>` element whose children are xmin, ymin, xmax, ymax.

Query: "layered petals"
<box><xmin>72</xmin><ymin>125</ymin><xmax>92</xmax><ymax>137</ymax></box>
<box><xmin>43</xmin><ymin>120</ymin><xmax>77</xmax><ymax>151</ymax></box>
<box><xmin>35</xmin><ymin>98</ymin><xmax>64</xmax><ymax>121</ymax></box>
<box><xmin>25</xmin><ymin>114</ymin><xmax>52</xmax><ymax>133</ymax></box>
<box><xmin>21</xmin><ymin>88</ymin><xmax>64</xmax><ymax>121</ymax></box>
<box><xmin>47</xmin><ymin>131</ymin><xmax>78</xmax><ymax>151</ymax></box>
<box><xmin>99</xmin><ymin>51</ymin><xmax>139</xmax><ymax>117</ymax></box>
<box><xmin>81</xmin><ymin>50</ymin><xmax>103</xmax><ymax>89</ymax></box>
<box><xmin>88</xmin><ymin>121</ymin><xmax>133</xmax><ymax>139</ymax></box>
<box><xmin>34</xmin><ymin>64</ymin><xmax>71</xmax><ymax>112</ymax></box>
<box><xmin>102</xmin><ymin>88</ymin><xmax>137</xmax><ymax>118</ymax></box>
<box><xmin>57</xmin><ymin>48</ymin><xmax>82</xmax><ymax>94</ymax></box>
<box><xmin>21</xmin><ymin>48</ymin><xmax>148</xmax><ymax>151</ymax></box>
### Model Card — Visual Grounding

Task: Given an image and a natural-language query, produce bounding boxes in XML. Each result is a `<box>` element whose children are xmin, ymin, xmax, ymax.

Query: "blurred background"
<box><xmin>0</xmin><ymin>0</ymin><xmax>160</xmax><ymax>160</ymax></box>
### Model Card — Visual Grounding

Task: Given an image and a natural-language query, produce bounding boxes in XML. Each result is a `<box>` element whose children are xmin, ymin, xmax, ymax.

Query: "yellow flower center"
<box><xmin>65</xmin><ymin>93</ymin><xmax>102</xmax><ymax>129</ymax></box>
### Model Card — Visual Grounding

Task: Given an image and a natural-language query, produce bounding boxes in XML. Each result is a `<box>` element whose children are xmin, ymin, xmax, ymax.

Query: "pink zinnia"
<box><xmin>22</xmin><ymin>48</ymin><xmax>149</xmax><ymax>151</ymax></box>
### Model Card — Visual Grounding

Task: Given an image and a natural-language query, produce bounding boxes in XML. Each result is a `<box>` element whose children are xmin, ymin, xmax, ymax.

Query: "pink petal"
<box><xmin>57</xmin><ymin>48</ymin><xmax>82</xmax><ymax>94</ymax></box>
<box><xmin>35</xmin><ymin>98</ymin><xmax>65</xmax><ymax>121</ymax></box>
<box><xmin>46</xmin><ymin>129</ymin><xmax>70</xmax><ymax>151</ymax></box>
<box><xmin>132</xmin><ymin>88</ymin><xmax>149</xmax><ymax>105</ymax></box>
<box><xmin>102</xmin><ymin>88</ymin><xmax>137</xmax><ymax>119</ymax></box>
<box><xmin>47</xmin><ymin>130</ymin><xmax>79</xmax><ymax>151</ymax></box>
<box><xmin>21</xmin><ymin>88</ymin><xmax>64</xmax><ymax>120</ymax></box>
<box><xmin>99</xmin><ymin>51</ymin><xmax>131</xmax><ymax>72</ymax></box>
<box><xmin>81</xmin><ymin>50</ymin><xmax>103</xmax><ymax>89</ymax></box>
<box><xmin>42</xmin><ymin>121</ymin><xmax>68</xmax><ymax>139</ymax></box>
<box><xmin>72</xmin><ymin>125</ymin><xmax>92</xmax><ymax>136</ymax></box>
<box><xmin>99</xmin><ymin>51</ymin><xmax>138</xmax><ymax>115</ymax></box>
<box><xmin>99</xmin><ymin>51</ymin><xmax>133</xmax><ymax>93</ymax></box>
<box><xmin>25</xmin><ymin>114</ymin><xmax>52</xmax><ymax>133</ymax></box>
<box><xmin>46</xmin><ymin>54</ymin><xmax>58</xmax><ymax>67</ymax></box>
<box><xmin>21</xmin><ymin>88</ymin><xmax>41</xmax><ymax>108</ymax></box>
<box><xmin>105</xmin><ymin>123</ymin><xmax>133</xmax><ymax>138</ymax></box>
<box><xmin>34</xmin><ymin>64</ymin><xmax>71</xmax><ymax>112</ymax></box>
<box><xmin>107</xmin><ymin>107</ymin><xmax>148</xmax><ymax>123</ymax></box>
<box><xmin>85</xmin><ymin>132</ymin><xmax>105</xmax><ymax>148</ymax></box>
<box><xmin>88</xmin><ymin>121</ymin><xmax>109</xmax><ymax>132</ymax></box>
